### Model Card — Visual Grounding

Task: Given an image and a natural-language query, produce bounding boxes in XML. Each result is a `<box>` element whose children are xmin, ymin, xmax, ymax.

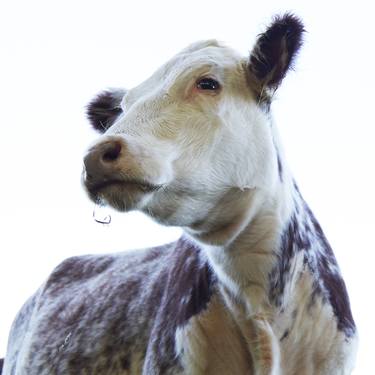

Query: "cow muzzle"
<box><xmin>82</xmin><ymin>137</ymin><xmax>161</xmax><ymax>209</ymax></box>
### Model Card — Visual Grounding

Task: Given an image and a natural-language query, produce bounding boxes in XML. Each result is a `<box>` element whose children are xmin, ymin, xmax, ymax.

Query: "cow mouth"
<box><xmin>89</xmin><ymin>178</ymin><xmax>161</xmax><ymax>194</ymax></box>
<box><xmin>84</xmin><ymin>177</ymin><xmax>162</xmax><ymax>206</ymax></box>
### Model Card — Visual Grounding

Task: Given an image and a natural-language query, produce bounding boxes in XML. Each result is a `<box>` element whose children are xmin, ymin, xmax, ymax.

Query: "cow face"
<box><xmin>83</xmin><ymin>14</ymin><xmax>304</xmax><ymax>236</ymax></box>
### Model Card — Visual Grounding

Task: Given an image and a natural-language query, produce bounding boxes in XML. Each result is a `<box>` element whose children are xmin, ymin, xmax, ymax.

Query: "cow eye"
<box><xmin>196</xmin><ymin>77</ymin><xmax>221</xmax><ymax>91</ymax></box>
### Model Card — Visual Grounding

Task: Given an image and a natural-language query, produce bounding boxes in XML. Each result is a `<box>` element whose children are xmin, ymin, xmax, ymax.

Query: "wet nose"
<box><xmin>84</xmin><ymin>139</ymin><xmax>123</xmax><ymax>183</ymax></box>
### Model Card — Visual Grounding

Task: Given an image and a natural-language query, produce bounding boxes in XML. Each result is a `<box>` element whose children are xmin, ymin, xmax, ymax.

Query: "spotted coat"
<box><xmin>2</xmin><ymin>14</ymin><xmax>357</xmax><ymax>375</ymax></box>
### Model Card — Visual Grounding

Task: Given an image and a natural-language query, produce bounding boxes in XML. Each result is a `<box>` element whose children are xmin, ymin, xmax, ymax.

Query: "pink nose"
<box><xmin>83</xmin><ymin>139</ymin><xmax>123</xmax><ymax>185</ymax></box>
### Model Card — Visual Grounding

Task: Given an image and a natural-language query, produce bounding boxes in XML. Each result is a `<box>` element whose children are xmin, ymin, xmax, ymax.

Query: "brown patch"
<box><xmin>268</xmin><ymin>213</ymin><xmax>311</xmax><ymax>307</ymax></box>
<box><xmin>178</xmin><ymin>294</ymin><xmax>254</xmax><ymax>374</ymax></box>
<box><xmin>248</xmin><ymin>315</ymin><xmax>277</xmax><ymax>372</ymax></box>
<box><xmin>280</xmin><ymin>329</ymin><xmax>289</xmax><ymax>342</ymax></box>
<box><xmin>277</xmin><ymin>152</ymin><xmax>283</xmax><ymax>181</ymax></box>
<box><xmin>144</xmin><ymin>237</ymin><xmax>216</xmax><ymax>373</ymax></box>
<box><xmin>269</xmin><ymin>183</ymin><xmax>356</xmax><ymax>337</ymax></box>
<box><xmin>45</xmin><ymin>255</ymin><xmax>114</xmax><ymax>296</ymax></box>
<box><xmin>303</xmin><ymin>201</ymin><xmax>356</xmax><ymax>337</ymax></box>
<box><xmin>120</xmin><ymin>356</ymin><xmax>130</xmax><ymax>370</ymax></box>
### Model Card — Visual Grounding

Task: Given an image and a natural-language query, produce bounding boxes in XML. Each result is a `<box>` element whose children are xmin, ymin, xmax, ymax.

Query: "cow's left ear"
<box><xmin>86</xmin><ymin>89</ymin><xmax>126</xmax><ymax>133</ymax></box>
<box><xmin>248</xmin><ymin>14</ymin><xmax>304</xmax><ymax>98</ymax></box>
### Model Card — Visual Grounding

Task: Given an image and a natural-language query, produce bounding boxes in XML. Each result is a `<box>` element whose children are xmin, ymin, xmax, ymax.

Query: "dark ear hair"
<box><xmin>86</xmin><ymin>89</ymin><xmax>126</xmax><ymax>133</ymax></box>
<box><xmin>248</xmin><ymin>14</ymin><xmax>304</xmax><ymax>99</ymax></box>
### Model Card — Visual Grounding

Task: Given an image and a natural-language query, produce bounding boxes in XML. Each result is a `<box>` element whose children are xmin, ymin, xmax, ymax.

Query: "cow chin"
<box><xmin>92</xmin><ymin>183</ymin><xmax>150</xmax><ymax>212</ymax></box>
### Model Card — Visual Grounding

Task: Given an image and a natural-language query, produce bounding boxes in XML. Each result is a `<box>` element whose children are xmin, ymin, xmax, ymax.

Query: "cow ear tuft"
<box><xmin>86</xmin><ymin>89</ymin><xmax>126</xmax><ymax>133</ymax></box>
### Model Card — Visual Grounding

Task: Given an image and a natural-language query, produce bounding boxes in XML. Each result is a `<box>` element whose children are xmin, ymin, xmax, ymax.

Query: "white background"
<box><xmin>0</xmin><ymin>0</ymin><xmax>374</xmax><ymax>373</ymax></box>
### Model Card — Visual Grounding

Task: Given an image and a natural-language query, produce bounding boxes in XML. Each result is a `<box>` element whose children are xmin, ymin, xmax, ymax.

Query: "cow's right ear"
<box><xmin>86</xmin><ymin>89</ymin><xmax>126</xmax><ymax>133</ymax></box>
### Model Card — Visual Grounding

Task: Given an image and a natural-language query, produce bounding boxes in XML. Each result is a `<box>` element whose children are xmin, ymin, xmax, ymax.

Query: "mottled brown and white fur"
<box><xmin>2</xmin><ymin>14</ymin><xmax>357</xmax><ymax>375</ymax></box>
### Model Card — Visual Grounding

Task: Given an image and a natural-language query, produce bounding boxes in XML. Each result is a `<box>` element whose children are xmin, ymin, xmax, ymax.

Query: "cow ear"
<box><xmin>86</xmin><ymin>89</ymin><xmax>126</xmax><ymax>133</ymax></box>
<box><xmin>248</xmin><ymin>14</ymin><xmax>304</xmax><ymax>99</ymax></box>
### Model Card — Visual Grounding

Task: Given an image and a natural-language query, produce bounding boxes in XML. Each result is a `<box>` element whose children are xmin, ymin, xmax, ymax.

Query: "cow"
<box><xmin>2</xmin><ymin>13</ymin><xmax>357</xmax><ymax>375</ymax></box>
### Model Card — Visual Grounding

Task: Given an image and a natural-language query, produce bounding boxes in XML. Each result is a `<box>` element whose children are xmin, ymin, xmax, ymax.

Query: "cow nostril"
<box><xmin>102</xmin><ymin>142</ymin><xmax>122</xmax><ymax>162</ymax></box>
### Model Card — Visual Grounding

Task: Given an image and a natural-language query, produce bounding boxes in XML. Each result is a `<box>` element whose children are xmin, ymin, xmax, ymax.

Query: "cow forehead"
<box><xmin>124</xmin><ymin>40</ymin><xmax>244</xmax><ymax>103</ymax></box>
<box><xmin>165</xmin><ymin>39</ymin><xmax>243</xmax><ymax>73</ymax></box>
